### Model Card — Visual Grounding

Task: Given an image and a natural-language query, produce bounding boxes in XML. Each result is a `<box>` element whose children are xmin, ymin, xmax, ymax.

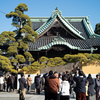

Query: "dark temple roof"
<box><xmin>30</xmin><ymin>8</ymin><xmax>100</xmax><ymax>52</ymax></box>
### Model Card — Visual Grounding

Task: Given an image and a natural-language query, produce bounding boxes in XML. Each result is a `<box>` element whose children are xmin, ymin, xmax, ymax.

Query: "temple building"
<box><xmin>29</xmin><ymin>8</ymin><xmax>100</xmax><ymax>60</ymax></box>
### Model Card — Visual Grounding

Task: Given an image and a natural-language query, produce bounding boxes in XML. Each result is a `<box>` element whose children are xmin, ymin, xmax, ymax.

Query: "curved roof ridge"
<box><xmin>93</xmin><ymin>33</ymin><xmax>100</xmax><ymax>38</ymax></box>
<box><xmin>36</xmin><ymin>37</ymin><xmax>97</xmax><ymax>51</ymax></box>
<box><xmin>36</xmin><ymin>14</ymin><xmax>56</xmax><ymax>35</ymax></box>
<box><xmin>35</xmin><ymin>8</ymin><xmax>85</xmax><ymax>40</ymax></box>
<box><xmin>60</xmin><ymin>15</ymin><xmax>81</xmax><ymax>33</ymax></box>
<box><xmin>36</xmin><ymin>8</ymin><xmax>60</xmax><ymax>34</ymax></box>
<box><xmin>38</xmin><ymin>39</ymin><xmax>80</xmax><ymax>50</ymax></box>
<box><xmin>57</xmin><ymin>14</ymin><xmax>85</xmax><ymax>40</ymax></box>
<box><xmin>37</xmin><ymin>41</ymin><xmax>97</xmax><ymax>51</ymax></box>
<box><xmin>82</xmin><ymin>17</ymin><xmax>100</xmax><ymax>38</ymax></box>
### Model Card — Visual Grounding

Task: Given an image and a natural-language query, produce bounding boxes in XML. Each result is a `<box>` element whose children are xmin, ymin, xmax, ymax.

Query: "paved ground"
<box><xmin>0</xmin><ymin>90</ymin><xmax>96</xmax><ymax>100</ymax></box>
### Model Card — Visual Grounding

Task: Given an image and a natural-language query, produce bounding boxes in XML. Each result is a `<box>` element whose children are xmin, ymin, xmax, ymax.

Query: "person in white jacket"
<box><xmin>59</xmin><ymin>75</ymin><xmax>70</xmax><ymax>100</ymax></box>
<box><xmin>0</xmin><ymin>76</ymin><xmax>4</xmax><ymax>91</ymax></box>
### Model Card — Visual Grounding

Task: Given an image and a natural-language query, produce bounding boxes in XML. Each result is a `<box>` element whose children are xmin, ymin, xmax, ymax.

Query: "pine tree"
<box><xmin>0</xmin><ymin>3</ymin><xmax>38</xmax><ymax>72</ymax></box>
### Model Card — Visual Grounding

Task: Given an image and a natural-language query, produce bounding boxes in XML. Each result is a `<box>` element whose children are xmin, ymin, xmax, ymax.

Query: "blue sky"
<box><xmin>0</xmin><ymin>0</ymin><xmax>100</xmax><ymax>34</ymax></box>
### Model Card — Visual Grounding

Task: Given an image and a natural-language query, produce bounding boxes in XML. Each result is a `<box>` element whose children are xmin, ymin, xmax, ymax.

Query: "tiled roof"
<box><xmin>86</xmin><ymin>38</ymin><xmax>100</xmax><ymax>46</ymax></box>
<box><xmin>29</xmin><ymin>36</ymin><xmax>99</xmax><ymax>51</ymax></box>
<box><xmin>30</xmin><ymin>20</ymin><xmax>100</xmax><ymax>51</ymax></box>
<box><xmin>34</xmin><ymin>12</ymin><xmax>85</xmax><ymax>40</ymax></box>
<box><xmin>66</xmin><ymin>39</ymin><xmax>90</xmax><ymax>49</ymax></box>
<box><xmin>30</xmin><ymin>8</ymin><xmax>100</xmax><ymax>52</ymax></box>
<box><xmin>29</xmin><ymin>37</ymin><xmax>55</xmax><ymax>50</ymax></box>
<box><xmin>32</xmin><ymin>22</ymin><xmax>44</xmax><ymax>31</ymax></box>
<box><xmin>69</xmin><ymin>21</ymin><xmax>89</xmax><ymax>39</ymax></box>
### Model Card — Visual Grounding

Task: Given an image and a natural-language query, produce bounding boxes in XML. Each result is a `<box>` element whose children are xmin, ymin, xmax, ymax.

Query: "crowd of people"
<box><xmin>0</xmin><ymin>73</ymin><xmax>15</xmax><ymax>92</ymax></box>
<box><xmin>1</xmin><ymin>69</ymin><xmax>100</xmax><ymax>100</ymax></box>
<box><xmin>33</xmin><ymin>69</ymin><xmax>99</xmax><ymax>100</ymax></box>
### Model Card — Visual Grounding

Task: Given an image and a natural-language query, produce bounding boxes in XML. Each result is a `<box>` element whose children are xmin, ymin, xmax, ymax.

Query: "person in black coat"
<box><xmin>7</xmin><ymin>74</ymin><xmax>12</xmax><ymax>92</ymax></box>
<box><xmin>19</xmin><ymin>73</ymin><xmax>27</xmax><ymax>100</ymax></box>
<box><xmin>34</xmin><ymin>74</ymin><xmax>41</xmax><ymax>94</ymax></box>
<box><xmin>73</xmin><ymin>69</ymin><xmax>87</xmax><ymax>100</ymax></box>
<box><xmin>95</xmin><ymin>74</ymin><xmax>100</xmax><ymax>100</ymax></box>
<box><xmin>69</xmin><ymin>73</ymin><xmax>76</xmax><ymax>98</ymax></box>
<box><xmin>87</xmin><ymin>74</ymin><xmax>95</xmax><ymax>96</ymax></box>
<box><xmin>11</xmin><ymin>74</ymin><xmax>15</xmax><ymax>92</ymax></box>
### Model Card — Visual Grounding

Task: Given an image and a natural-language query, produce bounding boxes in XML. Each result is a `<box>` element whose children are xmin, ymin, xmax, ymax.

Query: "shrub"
<box><xmin>22</xmin><ymin>66</ymin><xmax>28</xmax><ymax>71</ymax></box>
<box><xmin>39</xmin><ymin>56</ymin><xmax>48</xmax><ymax>63</ymax></box>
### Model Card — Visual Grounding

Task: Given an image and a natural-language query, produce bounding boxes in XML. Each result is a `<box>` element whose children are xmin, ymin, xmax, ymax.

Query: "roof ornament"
<box><xmin>90</xmin><ymin>47</ymin><xmax>94</xmax><ymax>54</ymax></box>
<box><xmin>51</xmin><ymin>7</ymin><xmax>62</xmax><ymax>18</ymax></box>
<box><xmin>55</xmin><ymin>7</ymin><xmax>58</xmax><ymax>11</ymax></box>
